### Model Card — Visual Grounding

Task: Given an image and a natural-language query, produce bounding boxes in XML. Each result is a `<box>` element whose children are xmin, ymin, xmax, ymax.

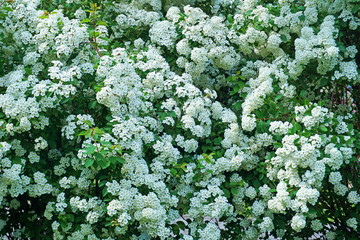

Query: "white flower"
<box><xmin>291</xmin><ymin>214</ymin><xmax>306</xmax><ymax>232</ymax></box>
<box><xmin>149</xmin><ymin>21</ymin><xmax>177</xmax><ymax>48</ymax></box>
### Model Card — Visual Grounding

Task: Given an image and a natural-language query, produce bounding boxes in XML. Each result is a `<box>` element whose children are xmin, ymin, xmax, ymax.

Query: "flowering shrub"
<box><xmin>1</xmin><ymin>0</ymin><xmax>360</xmax><ymax>239</ymax></box>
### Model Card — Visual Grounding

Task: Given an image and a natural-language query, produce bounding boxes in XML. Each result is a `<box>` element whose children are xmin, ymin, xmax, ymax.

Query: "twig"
<box><xmin>0</xmin><ymin>0</ymin><xmax>7</xmax><ymax>9</ymax></box>
<box><xmin>180</xmin><ymin>215</ymin><xmax>188</xmax><ymax>223</ymax></box>
<box><xmin>215</xmin><ymin>218</ymin><xmax>224</xmax><ymax>238</ymax></box>
<box><xmin>330</xmin><ymin>91</ymin><xmax>334</xmax><ymax>112</ymax></box>
<box><xmin>80</xmin><ymin>41</ymin><xmax>102</xmax><ymax>57</ymax></box>
<box><xmin>91</xmin><ymin>4</ymin><xmax>102</xmax><ymax>57</ymax></box>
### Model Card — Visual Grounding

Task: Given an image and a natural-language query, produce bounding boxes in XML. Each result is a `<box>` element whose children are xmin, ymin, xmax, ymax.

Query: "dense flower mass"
<box><xmin>0</xmin><ymin>0</ymin><xmax>360</xmax><ymax>239</ymax></box>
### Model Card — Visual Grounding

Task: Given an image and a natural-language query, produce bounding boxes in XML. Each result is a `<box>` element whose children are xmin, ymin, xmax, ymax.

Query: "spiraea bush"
<box><xmin>0</xmin><ymin>0</ymin><xmax>360</xmax><ymax>239</ymax></box>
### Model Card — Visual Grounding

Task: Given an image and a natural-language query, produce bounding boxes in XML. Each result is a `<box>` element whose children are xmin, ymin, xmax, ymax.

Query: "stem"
<box><xmin>180</xmin><ymin>215</ymin><xmax>188</xmax><ymax>223</ymax></box>
<box><xmin>330</xmin><ymin>91</ymin><xmax>334</xmax><ymax>112</ymax></box>
<box><xmin>80</xmin><ymin>41</ymin><xmax>101</xmax><ymax>57</ymax></box>
<box><xmin>90</xmin><ymin>41</ymin><xmax>102</xmax><ymax>57</ymax></box>
<box><xmin>0</xmin><ymin>0</ymin><xmax>7</xmax><ymax>9</ymax></box>
<box><xmin>92</xmin><ymin>5</ymin><xmax>102</xmax><ymax>57</ymax></box>
<box><xmin>88</xmin><ymin>182</ymin><xmax>91</xmax><ymax>195</ymax></box>
<box><xmin>326</xmin><ymin>188</ymin><xmax>347</xmax><ymax>228</ymax></box>
<box><xmin>96</xmin><ymin>178</ymin><xmax>100</xmax><ymax>197</ymax></box>
<box><xmin>215</xmin><ymin>218</ymin><xmax>224</xmax><ymax>238</ymax></box>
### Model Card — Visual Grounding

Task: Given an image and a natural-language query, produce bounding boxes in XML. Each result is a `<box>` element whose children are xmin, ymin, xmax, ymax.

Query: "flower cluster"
<box><xmin>0</xmin><ymin>0</ymin><xmax>359</xmax><ymax>239</ymax></box>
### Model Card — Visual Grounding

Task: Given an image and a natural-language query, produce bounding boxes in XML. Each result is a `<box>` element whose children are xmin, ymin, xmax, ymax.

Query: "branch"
<box><xmin>0</xmin><ymin>0</ymin><xmax>7</xmax><ymax>9</ymax></box>
<box><xmin>91</xmin><ymin>4</ymin><xmax>102</xmax><ymax>57</ymax></box>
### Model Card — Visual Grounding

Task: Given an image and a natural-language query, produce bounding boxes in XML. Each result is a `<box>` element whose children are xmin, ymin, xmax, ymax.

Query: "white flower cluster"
<box><xmin>295</xmin><ymin>105</ymin><xmax>330</xmax><ymax>130</ymax></box>
<box><xmin>62</xmin><ymin>114</ymin><xmax>95</xmax><ymax>140</ymax></box>
<box><xmin>1</xmin><ymin>0</ymin><xmax>359</xmax><ymax>239</ymax></box>
<box><xmin>269</xmin><ymin>121</ymin><xmax>293</xmax><ymax>135</ymax></box>
<box><xmin>198</xmin><ymin>222</ymin><xmax>221</xmax><ymax>240</ymax></box>
<box><xmin>150</xmin><ymin>20</ymin><xmax>177</xmax><ymax>49</ymax></box>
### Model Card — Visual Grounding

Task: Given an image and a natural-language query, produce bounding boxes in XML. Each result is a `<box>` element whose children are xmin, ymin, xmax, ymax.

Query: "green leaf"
<box><xmin>227</xmin><ymin>14</ymin><xmax>234</xmax><ymax>24</ymax></box>
<box><xmin>273</xmin><ymin>142</ymin><xmax>283</xmax><ymax>148</ymax></box>
<box><xmin>72</xmin><ymin>79</ymin><xmax>79</xmax><ymax>86</ymax></box>
<box><xmin>93</xmin><ymin>134</ymin><xmax>99</xmax><ymax>140</ymax></box>
<box><xmin>84</xmin><ymin>144</ymin><xmax>96</xmax><ymax>154</ymax></box>
<box><xmin>294</xmin><ymin>122</ymin><xmax>302</xmax><ymax>133</ymax></box>
<box><xmin>275</xmin><ymin>94</ymin><xmax>283</xmax><ymax>101</ymax></box>
<box><xmin>81</xmin><ymin>18</ymin><xmax>91</xmax><ymax>24</ymax></box>
<box><xmin>84</xmin><ymin>128</ymin><xmax>92</xmax><ymax>138</ymax></box>
<box><xmin>83</xmin><ymin>120</ymin><xmax>93</xmax><ymax>126</ymax></box>
<box><xmin>117</xmin><ymin>157</ymin><xmax>125</xmax><ymax>164</ymax></box>
<box><xmin>228</xmin><ymin>182</ymin><xmax>238</xmax><ymax>187</ymax></box>
<box><xmin>100</xmin><ymin>141</ymin><xmax>112</xmax><ymax>146</ymax></box>
<box><xmin>214</xmin><ymin>137</ymin><xmax>222</xmax><ymax>146</ymax></box>
<box><xmin>297</xmin><ymin>6</ymin><xmax>305</xmax><ymax>11</ymax></box>
<box><xmin>269</xmin><ymin>101</ymin><xmax>277</xmax><ymax>112</ymax></box>
<box><xmin>338</xmin><ymin>44</ymin><xmax>346</xmax><ymax>52</ymax></box>
<box><xmin>99</xmin><ymin>150</ymin><xmax>108</xmax><ymax>156</ymax></box>
<box><xmin>290</xmin><ymin>190</ymin><xmax>298</xmax><ymax>198</ymax></box>
<box><xmin>280</xmin><ymin>34</ymin><xmax>287</xmax><ymax>42</ymax></box>
<box><xmin>222</xmin><ymin>188</ymin><xmax>231</xmax><ymax>198</ymax></box>
<box><xmin>299</xmin><ymin>15</ymin><xmax>306</xmax><ymax>21</ymax></box>
<box><xmin>39</xmin><ymin>15</ymin><xmax>49</xmax><ymax>19</ymax></box>
<box><xmin>102</xmin><ymin>187</ymin><xmax>108</xmax><ymax>196</ymax></box>
<box><xmin>230</xmin><ymin>85</ymin><xmax>240</xmax><ymax>96</ymax></box>
<box><xmin>115</xmin><ymin>148</ymin><xmax>122</xmax><ymax>156</ymax></box>
<box><xmin>25</xmin><ymin>67</ymin><xmax>32</xmax><ymax>75</ymax></box>
<box><xmin>94</xmin><ymin>127</ymin><xmax>105</xmax><ymax>134</ymax></box>
<box><xmin>88</xmin><ymin>101</ymin><xmax>97</xmax><ymax>109</ymax></box>
<box><xmin>352</xmin><ymin>5</ymin><xmax>360</xmax><ymax>13</ymax></box>
<box><xmin>58</xmin><ymin>21</ymin><xmax>64</xmax><ymax>28</ymax></box>
<box><xmin>257</xmin><ymin>120</ymin><xmax>269</xmax><ymax>133</ymax></box>
<box><xmin>231</xmin><ymin>187</ymin><xmax>239</xmax><ymax>195</ymax></box>
<box><xmin>97</xmin><ymin>20</ymin><xmax>109</xmax><ymax>27</ymax></box>
<box><xmin>2</xmin><ymin>7</ymin><xmax>13</xmax><ymax>11</ymax></box>
<box><xmin>253</xmin><ymin>179</ymin><xmax>261</xmax><ymax>188</ymax></box>
<box><xmin>59</xmin><ymin>219</ymin><xmax>68</xmax><ymax>229</ymax></box>
<box><xmin>320</xmin><ymin>126</ymin><xmax>328</xmax><ymax>132</ymax></box>
<box><xmin>98</xmin><ymin>159</ymin><xmax>110</xmax><ymax>169</ymax></box>
<box><xmin>226</xmin><ymin>75</ymin><xmax>237</xmax><ymax>82</ymax></box>
<box><xmin>177</xmin><ymin>221</ymin><xmax>186</xmax><ymax>230</ymax></box>
<box><xmin>234</xmin><ymin>101</ymin><xmax>242</xmax><ymax>110</ymax></box>
<box><xmin>94</xmin><ymin>152</ymin><xmax>104</xmax><ymax>160</ymax></box>
<box><xmin>320</xmin><ymin>78</ymin><xmax>329</xmax><ymax>87</ymax></box>
<box><xmin>109</xmin><ymin>156</ymin><xmax>118</xmax><ymax>164</ymax></box>
<box><xmin>85</xmin><ymin>158</ymin><xmax>94</xmax><ymax>168</ymax></box>
<box><xmin>238</xmin><ymin>81</ymin><xmax>246</xmax><ymax>88</ymax></box>
<box><xmin>65</xmin><ymin>214</ymin><xmax>74</xmax><ymax>222</ymax></box>
<box><xmin>170</xmin><ymin>168</ymin><xmax>177</xmax><ymax>176</ymax></box>
<box><xmin>99</xmin><ymin>180</ymin><xmax>107</xmax><ymax>187</ymax></box>
<box><xmin>99</xmin><ymin>36</ymin><xmax>111</xmax><ymax>43</ymax></box>
<box><xmin>300</xmin><ymin>90</ymin><xmax>307</xmax><ymax>98</ymax></box>
<box><xmin>90</xmin><ymin>31</ymin><xmax>100</xmax><ymax>38</ymax></box>
<box><xmin>245</xmin><ymin>10</ymin><xmax>253</xmax><ymax>16</ymax></box>
<box><xmin>255</xmin><ymin>110</ymin><xmax>265</xmax><ymax>118</ymax></box>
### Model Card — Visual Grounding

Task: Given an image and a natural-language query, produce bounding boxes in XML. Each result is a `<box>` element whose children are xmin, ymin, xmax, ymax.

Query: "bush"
<box><xmin>0</xmin><ymin>0</ymin><xmax>360</xmax><ymax>239</ymax></box>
